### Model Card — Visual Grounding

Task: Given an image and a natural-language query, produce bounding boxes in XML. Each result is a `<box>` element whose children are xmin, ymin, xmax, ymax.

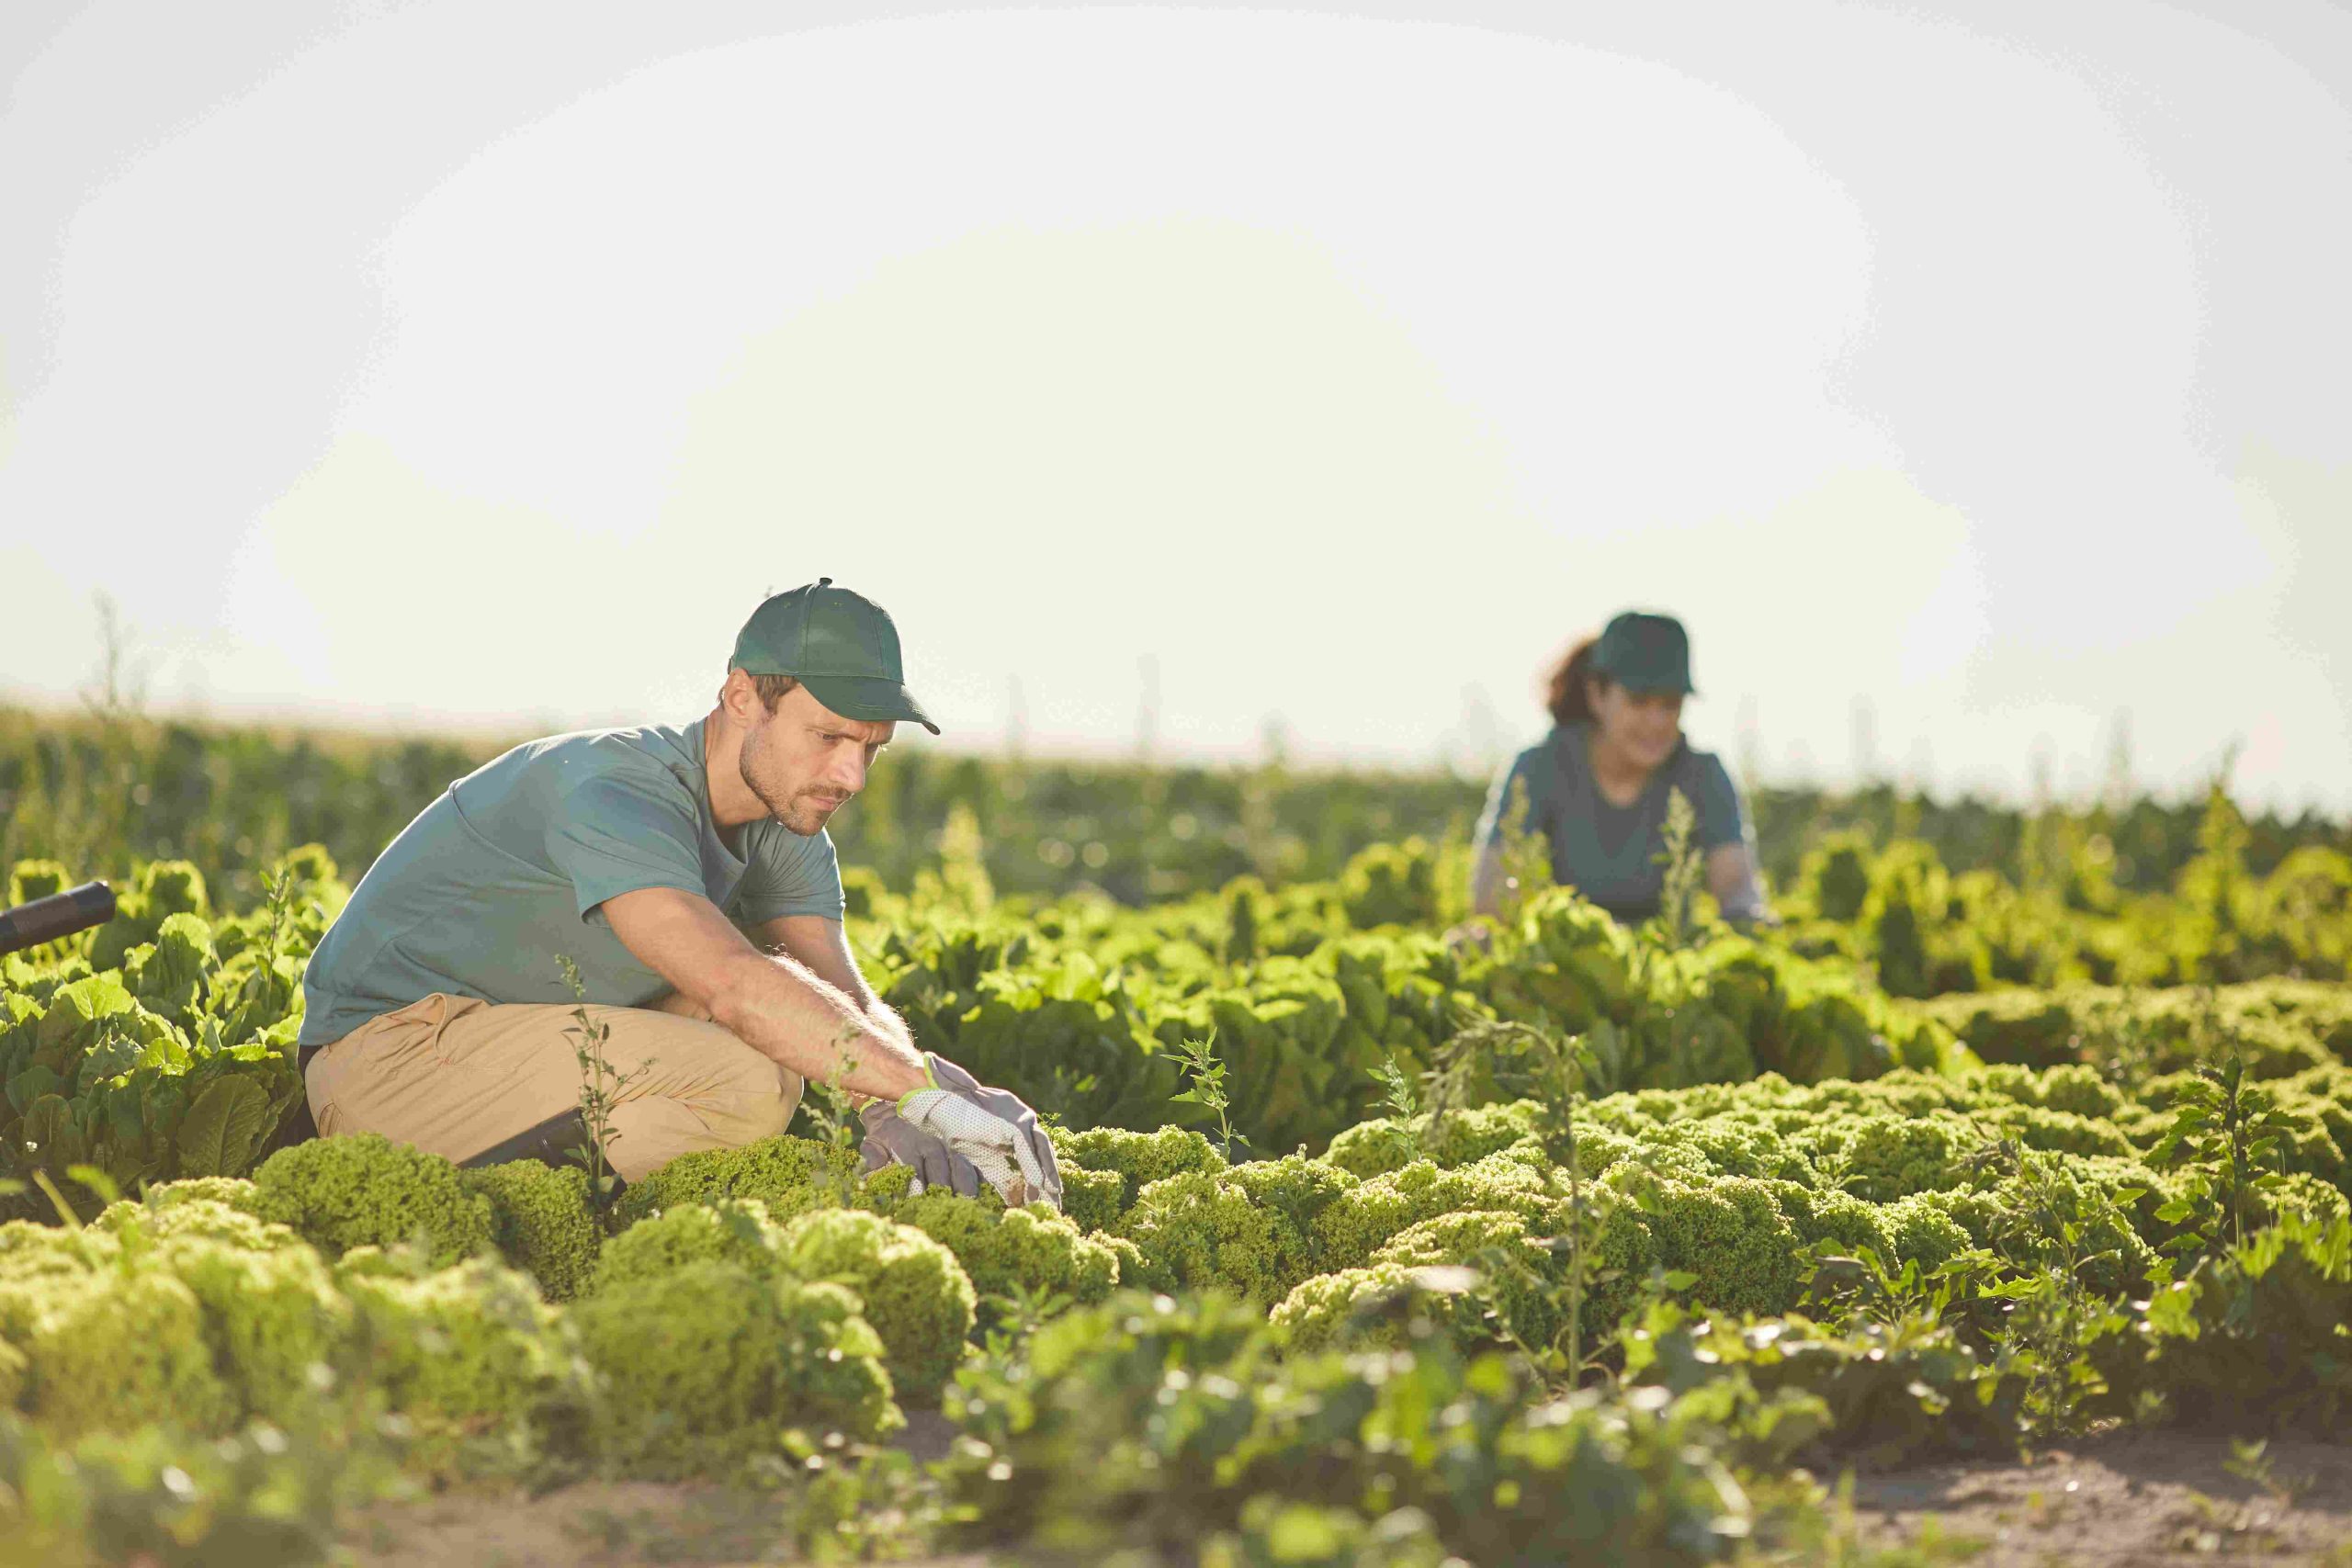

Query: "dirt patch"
<box><xmin>1848</xmin><ymin>1428</ymin><xmax>2352</xmax><ymax>1566</ymax></box>
<box><xmin>342</xmin><ymin>1412</ymin><xmax>970</xmax><ymax>1567</ymax></box>
<box><xmin>341</xmin><ymin>1425</ymin><xmax>2352</xmax><ymax>1567</ymax></box>
<box><xmin>341</xmin><ymin>1478</ymin><xmax>988</xmax><ymax>1568</ymax></box>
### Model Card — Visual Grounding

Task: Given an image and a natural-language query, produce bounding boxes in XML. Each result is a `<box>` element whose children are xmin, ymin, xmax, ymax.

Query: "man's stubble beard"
<box><xmin>740</xmin><ymin>729</ymin><xmax>842</xmax><ymax>838</ymax></box>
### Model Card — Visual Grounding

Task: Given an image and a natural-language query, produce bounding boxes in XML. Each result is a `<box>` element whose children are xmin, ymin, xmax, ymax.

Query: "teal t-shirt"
<box><xmin>298</xmin><ymin>720</ymin><xmax>843</xmax><ymax>1046</ymax></box>
<box><xmin>1473</xmin><ymin>723</ymin><xmax>1748</xmax><ymax>922</ymax></box>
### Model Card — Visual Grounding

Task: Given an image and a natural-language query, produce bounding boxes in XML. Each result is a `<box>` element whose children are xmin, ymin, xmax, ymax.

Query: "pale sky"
<box><xmin>3</xmin><ymin>1</ymin><xmax>2347</xmax><ymax>811</ymax></box>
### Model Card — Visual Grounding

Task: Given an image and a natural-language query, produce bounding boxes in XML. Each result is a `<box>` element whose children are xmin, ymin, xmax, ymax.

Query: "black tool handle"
<box><xmin>0</xmin><ymin>881</ymin><xmax>117</xmax><ymax>956</ymax></box>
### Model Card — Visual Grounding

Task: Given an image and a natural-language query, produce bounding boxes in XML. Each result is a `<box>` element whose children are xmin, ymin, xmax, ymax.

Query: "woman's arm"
<box><xmin>1469</xmin><ymin>838</ymin><xmax>1507</xmax><ymax>919</ymax></box>
<box><xmin>1705</xmin><ymin>840</ymin><xmax>1772</xmax><ymax>926</ymax></box>
<box><xmin>1693</xmin><ymin>753</ymin><xmax>1772</xmax><ymax>927</ymax></box>
<box><xmin>1466</xmin><ymin>751</ymin><xmax>1544</xmax><ymax>919</ymax></box>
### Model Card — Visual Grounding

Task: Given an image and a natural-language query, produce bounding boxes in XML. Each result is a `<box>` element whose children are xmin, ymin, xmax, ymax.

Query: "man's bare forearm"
<box><xmin>707</xmin><ymin>947</ymin><xmax>928</xmax><ymax>1101</ymax></box>
<box><xmin>863</xmin><ymin>995</ymin><xmax>915</xmax><ymax>1054</ymax></box>
<box><xmin>843</xmin><ymin>996</ymin><xmax>919</xmax><ymax>1108</ymax></box>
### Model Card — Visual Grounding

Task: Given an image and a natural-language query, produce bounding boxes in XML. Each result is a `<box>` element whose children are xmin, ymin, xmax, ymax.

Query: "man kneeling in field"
<box><xmin>295</xmin><ymin>578</ymin><xmax>1058</xmax><ymax>1209</ymax></box>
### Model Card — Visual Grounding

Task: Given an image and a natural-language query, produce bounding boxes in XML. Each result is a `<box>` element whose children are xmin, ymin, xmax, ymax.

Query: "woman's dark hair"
<box><xmin>1544</xmin><ymin>636</ymin><xmax>1609</xmax><ymax>728</ymax></box>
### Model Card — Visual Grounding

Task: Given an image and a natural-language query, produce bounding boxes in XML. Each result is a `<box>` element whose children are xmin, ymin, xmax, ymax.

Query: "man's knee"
<box><xmin>735</xmin><ymin>1064</ymin><xmax>804</xmax><ymax>1143</ymax></box>
<box><xmin>682</xmin><ymin>1050</ymin><xmax>802</xmax><ymax>1147</ymax></box>
<box><xmin>606</xmin><ymin>1060</ymin><xmax>806</xmax><ymax>1182</ymax></box>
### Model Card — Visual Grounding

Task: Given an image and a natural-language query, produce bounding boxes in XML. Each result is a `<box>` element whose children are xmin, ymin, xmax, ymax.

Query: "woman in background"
<box><xmin>1470</xmin><ymin>610</ymin><xmax>1770</xmax><ymax>926</ymax></box>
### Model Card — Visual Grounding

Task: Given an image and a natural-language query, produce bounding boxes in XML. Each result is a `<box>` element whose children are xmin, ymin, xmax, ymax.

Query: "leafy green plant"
<box><xmin>792</xmin><ymin>1024</ymin><xmax>872</xmax><ymax>1173</ymax></box>
<box><xmin>1488</xmin><ymin>775</ymin><xmax>1555</xmax><ymax>927</ymax></box>
<box><xmin>2149</xmin><ymin>1050</ymin><xmax>2299</xmax><ymax>1253</ymax></box>
<box><xmin>1649</xmin><ymin>786</ymin><xmax>1704</xmax><ymax>951</ymax></box>
<box><xmin>1968</xmin><ymin>1139</ymin><xmax>2136</xmax><ymax>1434</ymax></box>
<box><xmin>1421</xmin><ymin>1013</ymin><xmax>1618</xmax><ymax>1380</ymax></box>
<box><xmin>1372</xmin><ymin>1053</ymin><xmax>1419</xmax><ymax>1122</ymax></box>
<box><xmin>0</xmin><ymin>1404</ymin><xmax>404</xmax><ymax>1568</ymax></box>
<box><xmin>554</xmin><ymin>954</ymin><xmax>650</xmax><ymax>1209</ymax></box>
<box><xmin>1170</xmin><ymin>1028</ymin><xmax>1235</xmax><ymax>1162</ymax></box>
<box><xmin>2123</xmin><ymin>1208</ymin><xmax>2352</xmax><ymax>1432</ymax></box>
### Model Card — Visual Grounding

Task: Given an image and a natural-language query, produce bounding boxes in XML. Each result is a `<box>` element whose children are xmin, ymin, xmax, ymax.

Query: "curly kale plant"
<box><xmin>249</xmin><ymin>1134</ymin><xmax>493</xmax><ymax>1267</ymax></box>
<box><xmin>152</xmin><ymin>1235</ymin><xmax>354</xmax><ymax>1425</ymax></box>
<box><xmin>1358</xmin><ymin>1101</ymin><xmax>1548</xmax><ymax>1172</ymax></box>
<box><xmin>460</xmin><ymin>1160</ymin><xmax>602</xmax><ymax>1301</ymax></box>
<box><xmin>775</xmin><ymin>1207</ymin><xmax>977</xmax><ymax>1404</ymax></box>
<box><xmin>592</xmin><ymin>1198</ymin><xmax>788</xmax><ymax>1294</ymax></box>
<box><xmin>571</xmin><ymin>1261</ymin><xmax>899</xmax><ymax>1475</ymax></box>
<box><xmin>1370</xmin><ymin>1208</ymin><xmax>1565</xmax><ymax>1350</ymax></box>
<box><xmin>1641</xmin><ymin>1176</ymin><xmax>1805</xmax><ymax>1317</ymax></box>
<box><xmin>888</xmin><ymin>1190</ymin><xmax>1121</xmax><ymax>1309</ymax></box>
<box><xmin>1118</xmin><ymin>1156</ymin><xmax>1360</xmax><ymax>1301</ymax></box>
<box><xmin>1053</xmin><ymin>1164</ymin><xmax>1129</xmax><ymax>1236</ymax></box>
<box><xmin>1048</xmin><ymin>1124</ymin><xmax>1227</xmax><ymax>1219</ymax></box>
<box><xmin>1115</xmin><ymin>1172</ymin><xmax>1286</xmax><ymax>1300</ymax></box>
<box><xmin>1311</xmin><ymin>1156</ymin><xmax>1557</xmax><ymax>1272</ymax></box>
<box><xmin>93</xmin><ymin>1194</ymin><xmax>296</xmax><ymax>1254</ymax></box>
<box><xmin>141</xmin><ymin>1176</ymin><xmax>266</xmax><ymax>1214</ymax></box>
<box><xmin>613</xmin><ymin>1134</ymin><xmax>865</xmax><ymax>1226</ymax></box>
<box><xmin>337</xmin><ymin>1254</ymin><xmax>594</xmax><ymax>1476</ymax></box>
<box><xmin>0</xmin><ymin>1262</ymin><xmax>232</xmax><ymax>1439</ymax></box>
<box><xmin>594</xmin><ymin>1198</ymin><xmax>978</xmax><ymax>1404</ymax></box>
<box><xmin>1269</xmin><ymin>1263</ymin><xmax>1454</xmax><ymax>1350</ymax></box>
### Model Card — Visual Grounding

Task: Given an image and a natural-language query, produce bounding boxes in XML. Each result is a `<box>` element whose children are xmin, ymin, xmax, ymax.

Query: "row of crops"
<box><xmin>1</xmin><ymin>788</ymin><xmax>2348</xmax><ymax>1562</ymax></box>
<box><xmin>6</xmin><ymin>702</ymin><xmax>2346</xmax><ymax>907</ymax></box>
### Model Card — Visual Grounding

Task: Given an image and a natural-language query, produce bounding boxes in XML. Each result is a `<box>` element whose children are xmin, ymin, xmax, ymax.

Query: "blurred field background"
<box><xmin>6</xmin><ymin>702</ymin><xmax>2345</xmax><ymax>915</ymax></box>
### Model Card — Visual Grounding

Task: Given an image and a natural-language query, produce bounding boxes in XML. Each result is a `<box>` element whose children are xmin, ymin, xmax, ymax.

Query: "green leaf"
<box><xmin>19</xmin><ymin>1095</ymin><xmax>78</xmax><ymax>1166</ymax></box>
<box><xmin>63</xmin><ymin>1164</ymin><xmax>121</xmax><ymax>1205</ymax></box>
<box><xmin>175</xmin><ymin>1074</ymin><xmax>273</xmax><ymax>1179</ymax></box>
<box><xmin>5</xmin><ymin>1063</ymin><xmax>64</xmax><ymax>1115</ymax></box>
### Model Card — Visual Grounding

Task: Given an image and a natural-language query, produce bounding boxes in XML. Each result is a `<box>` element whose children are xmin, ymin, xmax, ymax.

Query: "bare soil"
<box><xmin>341</xmin><ymin>1413</ymin><xmax>970</xmax><ymax>1568</ymax></box>
<box><xmin>1846</xmin><ymin>1428</ymin><xmax>2352</xmax><ymax>1566</ymax></box>
<box><xmin>340</xmin><ymin>1424</ymin><xmax>2352</xmax><ymax>1567</ymax></box>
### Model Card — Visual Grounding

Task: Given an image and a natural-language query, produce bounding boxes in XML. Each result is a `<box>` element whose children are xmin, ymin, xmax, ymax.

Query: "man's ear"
<box><xmin>718</xmin><ymin>667</ymin><xmax>755</xmax><ymax>719</ymax></box>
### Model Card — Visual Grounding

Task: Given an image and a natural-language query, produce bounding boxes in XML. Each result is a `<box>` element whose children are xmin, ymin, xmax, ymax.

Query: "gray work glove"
<box><xmin>858</xmin><ymin>1097</ymin><xmax>985</xmax><ymax>1198</ymax></box>
<box><xmin>857</xmin><ymin>1053</ymin><xmax>1063</xmax><ymax>1212</ymax></box>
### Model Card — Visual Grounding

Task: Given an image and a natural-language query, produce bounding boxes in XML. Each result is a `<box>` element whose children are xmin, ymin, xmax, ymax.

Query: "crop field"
<box><xmin>2</xmin><ymin>716</ymin><xmax>2350</xmax><ymax>1566</ymax></box>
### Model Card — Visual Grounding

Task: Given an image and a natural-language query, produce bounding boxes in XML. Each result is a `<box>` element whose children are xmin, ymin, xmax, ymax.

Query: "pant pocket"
<box><xmin>368</xmin><ymin>992</ymin><xmax>483</xmax><ymax>1069</ymax></box>
<box><xmin>309</xmin><ymin>992</ymin><xmax>480</xmax><ymax>1132</ymax></box>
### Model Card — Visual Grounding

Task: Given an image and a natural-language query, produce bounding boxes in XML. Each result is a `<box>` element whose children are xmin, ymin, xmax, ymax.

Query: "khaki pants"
<box><xmin>305</xmin><ymin>993</ymin><xmax>805</xmax><ymax>1183</ymax></box>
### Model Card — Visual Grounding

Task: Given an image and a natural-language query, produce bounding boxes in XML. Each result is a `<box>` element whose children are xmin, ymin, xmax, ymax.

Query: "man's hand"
<box><xmin>858</xmin><ymin>1098</ymin><xmax>985</xmax><ymax>1196</ymax></box>
<box><xmin>858</xmin><ymin>1054</ymin><xmax>1062</xmax><ymax>1212</ymax></box>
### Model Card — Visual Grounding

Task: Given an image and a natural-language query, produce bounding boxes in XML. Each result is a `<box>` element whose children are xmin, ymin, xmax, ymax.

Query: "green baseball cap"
<box><xmin>730</xmin><ymin>578</ymin><xmax>939</xmax><ymax>734</ymax></box>
<box><xmin>1591</xmin><ymin>611</ymin><xmax>1696</xmax><ymax>695</ymax></box>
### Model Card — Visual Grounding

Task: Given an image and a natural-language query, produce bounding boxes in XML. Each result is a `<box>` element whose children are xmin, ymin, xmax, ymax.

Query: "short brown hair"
<box><xmin>719</xmin><ymin>670</ymin><xmax>801</xmax><ymax>710</ymax></box>
<box><xmin>1544</xmin><ymin>636</ymin><xmax>1608</xmax><ymax>728</ymax></box>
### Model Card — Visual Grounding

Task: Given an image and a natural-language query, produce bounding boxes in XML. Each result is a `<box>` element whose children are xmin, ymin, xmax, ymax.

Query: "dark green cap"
<box><xmin>1591</xmin><ymin>611</ymin><xmax>1696</xmax><ymax>695</ymax></box>
<box><xmin>730</xmin><ymin>579</ymin><xmax>939</xmax><ymax>734</ymax></box>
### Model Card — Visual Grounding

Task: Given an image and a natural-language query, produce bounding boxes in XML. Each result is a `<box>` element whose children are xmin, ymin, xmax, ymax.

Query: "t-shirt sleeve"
<box><xmin>546</xmin><ymin>765</ymin><xmax>709</xmax><ymax>921</ymax></box>
<box><xmin>735</xmin><ymin>828</ymin><xmax>847</xmax><ymax>925</ymax></box>
<box><xmin>1692</xmin><ymin>754</ymin><xmax>1748</xmax><ymax>852</ymax></box>
<box><xmin>1473</xmin><ymin>748</ymin><xmax>1548</xmax><ymax>855</ymax></box>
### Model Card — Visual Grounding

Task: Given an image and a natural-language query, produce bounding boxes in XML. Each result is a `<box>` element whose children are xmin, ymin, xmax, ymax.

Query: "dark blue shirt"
<box><xmin>1474</xmin><ymin>723</ymin><xmax>1747</xmax><ymax>922</ymax></box>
